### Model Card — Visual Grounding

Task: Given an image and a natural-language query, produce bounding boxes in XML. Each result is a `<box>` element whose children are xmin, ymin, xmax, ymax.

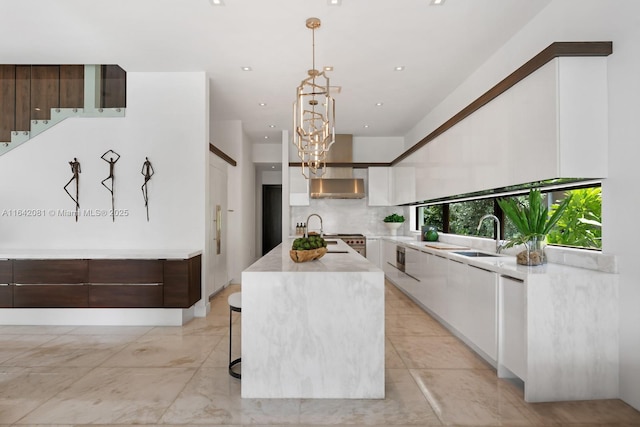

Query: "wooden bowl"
<box><xmin>289</xmin><ymin>247</ymin><xmax>327</xmax><ymax>263</ymax></box>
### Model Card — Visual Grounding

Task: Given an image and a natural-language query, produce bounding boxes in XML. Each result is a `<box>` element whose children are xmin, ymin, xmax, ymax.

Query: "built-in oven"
<box><xmin>396</xmin><ymin>245</ymin><xmax>406</xmax><ymax>272</ymax></box>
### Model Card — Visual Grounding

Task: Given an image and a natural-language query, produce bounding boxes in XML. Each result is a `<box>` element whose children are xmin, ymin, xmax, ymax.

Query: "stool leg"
<box><xmin>228</xmin><ymin>306</ymin><xmax>241</xmax><ymax>379</ymax></box>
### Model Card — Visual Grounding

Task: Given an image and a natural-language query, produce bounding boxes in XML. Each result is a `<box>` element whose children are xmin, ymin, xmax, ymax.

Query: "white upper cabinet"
<box><xmin>289</xmin><ymin>167</ymin><xmax>309</xmax><ymax>206</ymax></box>
<box><xmin>367</xmin><ymin>167</ymin><xmax>391</xmax><ymax>206</ymax></box>
<box><xmin>400</xmin><ymin>56</ymin><xmax>608</xmax><ymax>203</ymax></box>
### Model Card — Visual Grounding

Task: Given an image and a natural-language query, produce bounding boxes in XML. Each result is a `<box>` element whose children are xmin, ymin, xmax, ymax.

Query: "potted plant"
<box><xmin>497</xmin><ymin>189</ymin><xmax>571</xmax><ymax>266</ymax></box>
<box><xmin>383</xmin><ymin>213</ymin><xmax>405</xmax><ymax>236</ymax></box>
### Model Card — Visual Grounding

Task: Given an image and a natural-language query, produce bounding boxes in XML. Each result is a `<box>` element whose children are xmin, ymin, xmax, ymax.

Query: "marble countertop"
<box><xmin>382</xmin><ymin>236</ymin><xmax>615</xmax><ymax>280</ymax></box>
<box><xmin>0</xmin><ymin>249</ymin><xmax>202</xmax><ymax>260</ymax></box>
<box><xmin>244</xmin><ymin>239</ymin><xmax>382</xmax><ymax>273</ymax></box>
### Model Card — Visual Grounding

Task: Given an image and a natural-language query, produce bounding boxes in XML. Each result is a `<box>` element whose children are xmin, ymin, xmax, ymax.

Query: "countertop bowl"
<box><xmin>290</xmin><ymin>247</ymin><xmax>328</xmax><ymax>263</ymax></box>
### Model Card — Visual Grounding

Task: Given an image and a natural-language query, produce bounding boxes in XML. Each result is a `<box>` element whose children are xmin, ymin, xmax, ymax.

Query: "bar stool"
<box><xmin>228</xmin><ymin>292</ymin><xmax>242</xmax><ymax>379</ymax></box>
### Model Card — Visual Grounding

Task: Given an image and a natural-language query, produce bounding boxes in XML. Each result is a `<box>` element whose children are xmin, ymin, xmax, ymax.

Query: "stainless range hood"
<box><xmin>310</xmin><ymin>178</ymin><xmax>365</xmax><ymax>199</ymax></box>
<box><xmin>310</xmin><ymin>134</ymin><xmax>365</xmax><ymax>199</ymax></box>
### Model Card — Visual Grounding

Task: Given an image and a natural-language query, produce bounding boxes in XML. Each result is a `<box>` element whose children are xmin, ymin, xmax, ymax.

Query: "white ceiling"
<box><xmin>0</xmin><ymin>0</ymin><xmax>551</xmax><ymax>145</ymax></box>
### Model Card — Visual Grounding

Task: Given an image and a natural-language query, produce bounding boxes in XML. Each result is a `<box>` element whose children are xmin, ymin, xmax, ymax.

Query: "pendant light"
<box><xmin>293</xmin><ymin>17</ymin><xmax>336</xmax><ymax>178</ymax></box>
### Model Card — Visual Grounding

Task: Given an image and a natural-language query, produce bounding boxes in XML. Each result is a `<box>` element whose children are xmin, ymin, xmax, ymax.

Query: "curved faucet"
<box><xmin>477</xmin><ymin>214</ymin><xmax>503</xmax><ymax>253</ymax></box>
<box><xmin>305</xmin><ymin>213</ymin><xmax>323</xmax><ymax>237</ymax></box>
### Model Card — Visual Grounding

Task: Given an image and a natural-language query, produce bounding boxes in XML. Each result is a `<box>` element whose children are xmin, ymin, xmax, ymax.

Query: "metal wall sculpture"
<box><xmin>100</xmin><ymin>149</ymin><xmax>120</xmax><ymax>222</ymax></box>
<box><xmin>63</xmin><ymin>157</ymin><xmax>81</xmax><ymax>221</ymax></box>
<box><xmin>141</xmin><ymin>157</ymin><xmax>154</xmax><ymax>221</ymax></box>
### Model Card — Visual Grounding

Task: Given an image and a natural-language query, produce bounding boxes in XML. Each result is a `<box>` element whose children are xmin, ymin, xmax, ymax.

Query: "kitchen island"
<box><xmin>241</xmin><ymin>239</ymin><xmax>384</xmax><ymax>399</ymax></box>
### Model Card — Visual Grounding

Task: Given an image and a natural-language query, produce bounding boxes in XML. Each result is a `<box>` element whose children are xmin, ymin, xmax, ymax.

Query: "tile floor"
<box><xmin>1</xmin><ymin>282</ymin><xmax>640</xmax><ymax>426</ymax></box>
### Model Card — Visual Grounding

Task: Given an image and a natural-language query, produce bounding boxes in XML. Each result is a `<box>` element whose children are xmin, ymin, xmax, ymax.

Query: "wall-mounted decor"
<box><xmin>63</xmin><ymin>157</ymin><xmax>81</xmax><ymax>221</ymax></box>
<box><xmin>141</xmin><ymin>157</ymin><xmax>154</xmax><ymax>221</ymax></box>
<box><xmin>100</xmin><ymin>149</ymin><xmax>120</xmax><ymax>222</ymax></box>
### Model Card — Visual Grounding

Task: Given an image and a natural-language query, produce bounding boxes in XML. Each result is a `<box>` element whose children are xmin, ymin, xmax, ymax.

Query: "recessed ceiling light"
<box><xmin>324</xmin><ymin>66</ymin><xmax>334</xmax><ymax>71</ymax></box>
<box><xmin>259</xmin><ymin>102</ymin><xmax>267</xmax><ymax>107</ymax></box>
<box><xmin>268</xmin><ymin>124</ymin><xmax>276</xmax><ymax>128</ymax></box>
<box><xmin>363</xmin><ymin>124</ymin><xmax>369</xmax><ymax>128</ymax></box>
<box><xmin>375</xmin><ymin>102</ymin><xmax>383</xmax><ymax>107</ymax></box>
<box><xmin>209</xmin><ymin>0</ymin><xmax>224</xmax><ymax>5</ymax></box>
<box><xmin>264</xmin><ymin>136</ymin><xmax>270</xmax><ymax>139</ymax></box>
<box><xmin>241</xmin><ymin>66</ymin><xmax>252</xmax><ymax>71</ymax></box>
<box><xmin>394</xmin><ymin>66</ymin><xmax>405</xmax><ymax>71</ymax></box>
<box><xmin>431</xmin><ymin>0</ymin><xmax>445</xmax><ymax>5</ymax></box>
<box><xmin>271</xmin><ymin>165</ymin><xmax>276</xmax><ymax>169</ymax></box>
<box><xmin>328</xmin><ymin>0</ymin><xmax>342</xmax><ymax>5</ymax></box>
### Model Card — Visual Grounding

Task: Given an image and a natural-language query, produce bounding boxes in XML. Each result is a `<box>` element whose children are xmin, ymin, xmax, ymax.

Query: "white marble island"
<box><xmin>241</xmin><ymin>239</ymin><xmax>385</xmax><ymax>399</ymax></box>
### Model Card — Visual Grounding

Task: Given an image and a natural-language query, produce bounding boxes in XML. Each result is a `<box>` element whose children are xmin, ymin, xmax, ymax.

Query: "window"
<box><xmin>416</xmin><ymin>185</ymin><xmax>602</xmax><ymax>250</ymax></box>
<box><xmin>449</xmin><ymin>199</ymin><xmax>494</xmax><ymax>237</ymax></box>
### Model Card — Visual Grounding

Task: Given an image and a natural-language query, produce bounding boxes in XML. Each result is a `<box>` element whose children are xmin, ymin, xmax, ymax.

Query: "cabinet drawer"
<box><xmin>0</xmin><ymin>284</ymin><xmax>13</xmax><ymax>307</ymax></box>
<box><xmin>14</xmin><ymin>260</ymin><xmax>88</xmax><ymax>284</ymax></box>
<box><xmin>89</xmin><ymin>284</ymin><xmax>163</xmax><ymax>308</ymax></box>
<box><xmin>14</xmin><ymin>284</ymin><xmax>89</xmax><ymax>307</ymax></box>
<box><xmin>88</xmin><ymin>260</ymin><xmax>163</xmax><ymax>284</ymax></box>
<box><xmin>0</xmin><ymin>260</ymin><xmax>12</xmax><ymax>283</ymax></box>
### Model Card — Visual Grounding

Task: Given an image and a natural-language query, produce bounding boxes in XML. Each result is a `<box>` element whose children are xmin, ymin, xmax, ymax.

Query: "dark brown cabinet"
<box><xmin>1</xmin><ymin>255</ymin><xmax>201</xmax><ymax>309</ymax></box>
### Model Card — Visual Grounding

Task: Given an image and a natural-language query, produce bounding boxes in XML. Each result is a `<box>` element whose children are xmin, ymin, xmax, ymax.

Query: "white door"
<box><xmin>208</xmin><ymin>161</ymin><xmax>228</xmax><ymax>298</ymax></box>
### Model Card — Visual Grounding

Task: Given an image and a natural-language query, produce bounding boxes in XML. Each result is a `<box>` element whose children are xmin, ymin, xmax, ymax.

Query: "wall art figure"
<box><xmin>101</xmin><ymin>149</ymin><xmax>120</xmax><ymax>222</ymax></box>
<box><xmin>63</xmin><ymin>157</ymin><xmax>81</xmax><ymax>222</ymax></box>
<box><xmin>141</xmin><ymin>157</ymin><xmax>154</xmax><ymax>221</ymax></box>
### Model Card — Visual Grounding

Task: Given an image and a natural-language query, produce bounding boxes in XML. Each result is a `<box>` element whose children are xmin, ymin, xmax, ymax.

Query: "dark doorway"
<box><xmin>262</xmin><ymin>184</ymin><xmax>282</xmax><ymax>255</ymax></box>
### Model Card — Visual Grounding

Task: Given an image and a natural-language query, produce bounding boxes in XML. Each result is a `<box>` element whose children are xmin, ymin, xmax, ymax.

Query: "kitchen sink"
<box><xmin>453</xmin><ymin>251</ymin><xmax>500</xmax><ymax>257</ymax></box>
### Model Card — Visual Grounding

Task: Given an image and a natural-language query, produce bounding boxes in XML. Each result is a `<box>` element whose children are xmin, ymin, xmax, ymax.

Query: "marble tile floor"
<box><xmin>1</xmin><ymin>282</ymin><xmax>640</xmax><ymax>426</ymax></box>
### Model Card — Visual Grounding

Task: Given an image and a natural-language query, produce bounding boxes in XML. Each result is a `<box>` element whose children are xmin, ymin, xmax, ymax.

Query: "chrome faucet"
<box><xmin>477</xmin><ymin>214</ymin><xmax>503</xmax><ymax>253</ymax></box>
<box><xmin>305</xmin><ymin>213</ymin><xmax>324</xmax><ymax>237</ymax></box>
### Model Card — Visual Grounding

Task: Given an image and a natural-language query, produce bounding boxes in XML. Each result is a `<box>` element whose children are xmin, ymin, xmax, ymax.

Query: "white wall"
<box><xmin>404</xmin><ymin>0</ymin><xmax>640</xmax><ymax>409</ymax></box>
<box><xmin>211</xmin><ymin>120</ymin><xmax>257</xmax><ymax>283</ymax></box>
<box><xmin>353</xmin><ymin>136</ymin><xmax>405</xmax><ymax>162</ymax></box>
<box><xmin>0</xmin><ymin>72</ymin><xmax>207</xmax><ymax>252</ymax></box>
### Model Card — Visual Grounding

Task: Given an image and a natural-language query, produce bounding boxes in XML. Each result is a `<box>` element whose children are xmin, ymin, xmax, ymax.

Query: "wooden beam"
<box><xmin>209</xmin><ymin>143</ymin><xmax>237</xmax><ymax>167</ymax></box>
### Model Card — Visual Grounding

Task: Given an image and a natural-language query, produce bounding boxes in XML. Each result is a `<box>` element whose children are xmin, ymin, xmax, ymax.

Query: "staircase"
<box><xmin>0</xmin><ymin>64</ymin><xmax>126</xmax><ymax>156</ymax></box>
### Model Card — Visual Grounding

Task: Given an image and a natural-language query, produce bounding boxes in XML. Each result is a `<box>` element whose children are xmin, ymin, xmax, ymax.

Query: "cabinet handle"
<box><xmin>469</xmin><ymin>264</ymin><xmax>493</xmax><ymax>273</ymax></box>
<box><xmin>500</xmin><ymin>274</ymin><xmax>524</xmax><ymax>282</ymax></box>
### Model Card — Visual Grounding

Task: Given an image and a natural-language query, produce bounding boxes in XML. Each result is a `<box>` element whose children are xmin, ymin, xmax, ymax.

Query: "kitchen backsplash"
<box><xmin>291</xmin><ymin>199</ymin><xmax>410</xmax><ymax>237</ymax></box>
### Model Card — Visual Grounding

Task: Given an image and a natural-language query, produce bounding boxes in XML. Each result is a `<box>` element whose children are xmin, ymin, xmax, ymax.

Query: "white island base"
<box><xmin>241</xmin><ymin>239</ymin><xmax>385</xmax><ymax>399</ymax></box>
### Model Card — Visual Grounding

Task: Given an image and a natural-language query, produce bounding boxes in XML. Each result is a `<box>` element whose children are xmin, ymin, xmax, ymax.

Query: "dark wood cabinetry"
<box><xmin>1</xmin><ymin>255</ymin><xmax>201</xmax><ymax>309</ymax></box>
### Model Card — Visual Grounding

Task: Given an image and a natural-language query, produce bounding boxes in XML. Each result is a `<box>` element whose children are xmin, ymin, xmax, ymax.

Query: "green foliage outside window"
<box><xmin>449</xmin><ymin>199</ymin><xmax>494</xmax><ymax>237</ymax></box>
<box><xmin>547</xmin><ymin>187</ymin><xmax>602</xmax><ymax>249</ymax></box>
<box><xmin>418</xmin><ymin>186</ymin><xmax>601</xmax><ymax>250</ymax></box>
<box><xmin>421</xmin><ymin>205</ymin><xmax>444</xmax><ymax>231</ymax></box>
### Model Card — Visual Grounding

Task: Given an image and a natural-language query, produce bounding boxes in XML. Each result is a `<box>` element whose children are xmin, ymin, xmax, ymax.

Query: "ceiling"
<box><xmin>0</xmin><ymin>0</ymin><xmax>552</xmax><ymax>145</ymax></box>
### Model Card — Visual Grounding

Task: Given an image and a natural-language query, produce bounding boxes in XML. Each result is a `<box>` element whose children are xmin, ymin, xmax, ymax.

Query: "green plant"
<box><xmin>497</xmin><ymin>189</ymin><xmax>572</xmax><ymax>248</ymax></box>
<box><xmin>383</xmin><ymin>213</ymin><xmax>405</xmax><ymax>223</ymax></box>
<box><xmin>547</xmin><ymin>187</ymin><xmax>602</xmax><ymax>249</ymax></box>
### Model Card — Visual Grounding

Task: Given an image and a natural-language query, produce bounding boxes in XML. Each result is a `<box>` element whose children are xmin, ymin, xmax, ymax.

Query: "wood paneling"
<box><xmin>30</xmin><ymin>65</ymin><xmax>59</xmax><ymax>120</ymax></box>
<box><xmin>163</xmin><ymin>260</ymin><xmax>189</xmax><ymax>308</ymax></box>
<box><xmin>89</xmin><ymin>284</ymin><xmax>163</xmax><ymax>308</ymax></box>
<box><xmin>0</xmin><ymin>260</ymin><xmax>12</xmax><ymax>283</ymax></box>
<box><xmin>59</xmin><ymin>65</ymin><xmax>84</xmax><ymax>108</ymax></box>
<box><xmin>101</xmin><ymin>65</ymin><xmax>126</xmax><ymax>108</ymax></box>
<box><xmin>13</xmin><ymin>259</ymin><xmax>88</xmax><ymax>284</ymax></box>
<box><xmin>14</xmin><ymin>284</ymin><xmax>88</xmax><ymax>308</ymax></box>
<box><xmin>163</xmin><ymin>256</ymin><xmax>202</xmax><ymax>309</ymax></box>
<box><xmin>15</xmin><ymin>65</ymin><xmax>31</xmax><ymax>131</ymax></box>
<box><xmin>88</xmin><ymin>260</ymin><xmax>163</xmax><ymax>284</ymax></box>
<box><xmin>0</xmin><ymin>285</ymin><xmax>13</xmax><ymax>307</ymax></box>
<box><xmin>0</xmin><ymin>65</ymin><xmax>16</xmax><ymax>142</ymax></box>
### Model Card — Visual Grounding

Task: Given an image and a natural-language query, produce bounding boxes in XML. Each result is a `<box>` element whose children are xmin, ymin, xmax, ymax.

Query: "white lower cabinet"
<box><xmin>366</xmin><ymin>238</ymin><xmax>381</xmax><ymax>268</ymax></box>
<box><xmin>402</xmin><ymin>246</ymin><xmax>421</xmax><ymax>296</ymax></box>
<box><xmin>499</xmin><ymin>275</ymin><xmax>527</xmax><ymax>380</ymax></box>
<box><xmin>428</xmin><ymin>253</ymin><xmax>449</xmax><ymax>320</ymax></box>
<box><xmin>466</xmin><ymin>265</ymin><xmax>498</xmax><ymax>362</ymax></box>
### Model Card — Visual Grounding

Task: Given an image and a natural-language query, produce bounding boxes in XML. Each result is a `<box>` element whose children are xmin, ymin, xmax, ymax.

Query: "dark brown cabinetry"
<box><xmin>1</xmin><ymin>255</ymin><xmax>201</xmax><ymax>309</ymax></box>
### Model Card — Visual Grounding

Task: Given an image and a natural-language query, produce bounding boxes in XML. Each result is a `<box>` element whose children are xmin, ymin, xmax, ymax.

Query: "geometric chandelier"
<box><xmin>293</xmin><ymin>17</ymin><xmax>336</xmax><ymax>179</ymax></box>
